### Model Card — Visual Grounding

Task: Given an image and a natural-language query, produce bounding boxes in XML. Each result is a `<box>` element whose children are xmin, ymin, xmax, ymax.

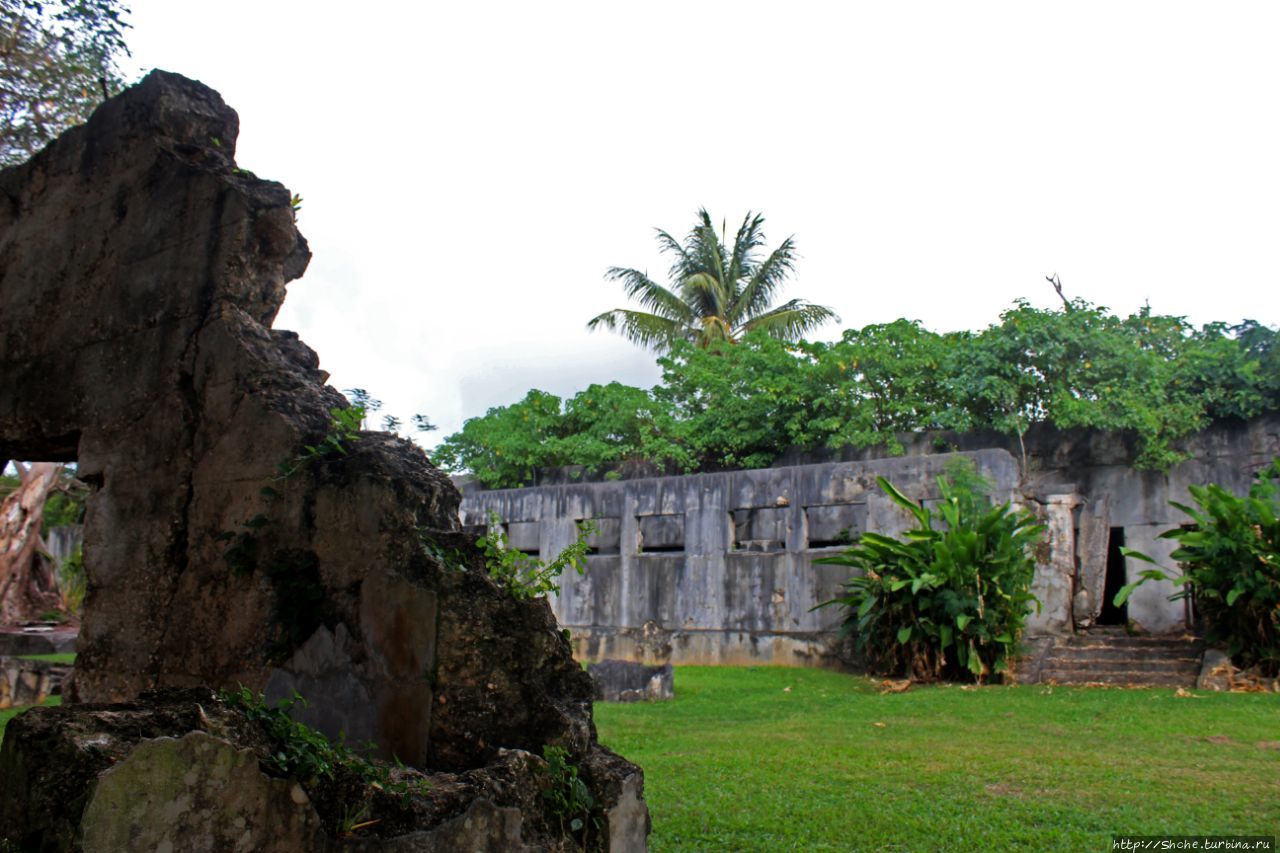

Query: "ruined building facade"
<box><xmin>459</xmin><ymin>415</ymin><xmax>1279</xmax><ymax>666</ymax></box>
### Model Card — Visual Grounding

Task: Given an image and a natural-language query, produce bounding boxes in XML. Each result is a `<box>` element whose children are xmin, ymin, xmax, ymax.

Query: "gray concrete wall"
<box><xmin>463</xmin><ymin>450</ymin><xmax>1021</xmax><ymax>666</ymax></box>
<box><xmin>459</xmin><ymin>415</ymin><xmax>1280</xmax><ymax>665</ymax></box>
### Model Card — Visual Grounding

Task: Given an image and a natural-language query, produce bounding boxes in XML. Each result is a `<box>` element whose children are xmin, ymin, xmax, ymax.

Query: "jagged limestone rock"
<box><xmin>0</xmin><ymin>71</ymin><xmax>646</xmax><ymax>849</ymax></box>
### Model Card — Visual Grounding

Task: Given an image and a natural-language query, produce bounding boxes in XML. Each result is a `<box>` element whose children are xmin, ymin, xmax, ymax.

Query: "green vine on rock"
<box><xmin>221</xmin><ymin>687</ymin><xmax>429</xmax><ymax>801</ymax></box>
<box><xmin>477</xmin><ymin>515</ymin><xmax>596</xmax><ymax>600</ymax></box>
<box><xmin>540</xmin><ymin>745</ymin><xmax>598</xmax><ymax>842</ymax></box>
<box><xmin>277</xmin><ymin>405</ymin><xmax>365</xmax><ymax>479</ymax></box>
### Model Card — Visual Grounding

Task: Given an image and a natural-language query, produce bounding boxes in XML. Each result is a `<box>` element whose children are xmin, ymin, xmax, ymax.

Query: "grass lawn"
<box><xmin>594</xmin><ymin>666</ymin><xmax>1280</xmax><ymax>852</ymax></box>
<box><xmin>14</xmin><ymin>653</ymin><xmax>75</xmax><ymax>665</ymax></box>
<box><xmin>0</xmin><ymin>695</ymin><xmax>60</xmax><ymax>742</ymax></box>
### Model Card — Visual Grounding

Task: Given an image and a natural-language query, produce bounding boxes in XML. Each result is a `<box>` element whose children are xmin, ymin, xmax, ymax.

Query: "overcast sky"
<box><xmin>121</xmin><ymin>1</ymin><xmax>1280</xmax><ymax>443</ymax></box>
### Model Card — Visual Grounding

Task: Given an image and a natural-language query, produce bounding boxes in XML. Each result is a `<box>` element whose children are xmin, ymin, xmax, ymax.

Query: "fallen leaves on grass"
<box><xmin>1174</xmin><ymin>687</ymin><xmax>1204</xmax><ymax>699</ymax></box>
<box><xmin>985</xmin><ymin>782</ymin><xmax>1023</xmax><ymax>797</ymax></box>
<box><xmin>871</xmin><ymin>722</ymin><xmax>887</xmax><ymax>728</ymax></box>
<box><xmin>878</xmin><ymin>679</ymin><xmax>911</xmax><ymax>695</ymax></box>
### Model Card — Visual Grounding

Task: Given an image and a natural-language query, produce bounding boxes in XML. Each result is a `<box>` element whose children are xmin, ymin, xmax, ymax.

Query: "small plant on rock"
<box><xmin>277</xmin><ymin>405</ymin><xmax>365</xmax><ymax>478</ymax></box>
<box><xmin>815</xmin><ymin>460</ymin><xmax>1043</xmax><ymax>681</ymax></box>
<box><xmin>221</xmin><ymin>687</ymin><xmax>428</xmax><ymax>799</ymax></box>
<box><xmin>476</xmin><ymin>516</ymin><xmax>596</xmax><ymax>600</ymax></box>
<box><xmin>540</xmin><ymin>745</ymin><xmax>597</xmax><ymax>842</ymax></box>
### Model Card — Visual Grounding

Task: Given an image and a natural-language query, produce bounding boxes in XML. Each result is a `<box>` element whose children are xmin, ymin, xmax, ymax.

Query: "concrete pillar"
<box><xmin>1026</xmin><ymin>493</ymin><xmax>1081</xmax><ymax>636</ymax></box>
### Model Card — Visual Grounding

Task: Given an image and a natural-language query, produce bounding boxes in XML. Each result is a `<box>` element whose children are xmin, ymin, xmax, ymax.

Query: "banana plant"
<box><xmin>1113</xmin><ymin>458</ymin><xmax>1280</xmax><ymax>675</ymax></box>
<box><xmin>815</xmin><ymin>462</ymin><xmax>1043</xmax><ymax>681</ymax></box>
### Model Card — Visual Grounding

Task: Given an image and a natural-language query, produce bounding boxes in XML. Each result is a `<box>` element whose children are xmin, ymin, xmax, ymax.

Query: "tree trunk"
<box><xmin>0</xmin><ymin>462</ymin><xmax>64</xmax><ymax>624</ymax></box>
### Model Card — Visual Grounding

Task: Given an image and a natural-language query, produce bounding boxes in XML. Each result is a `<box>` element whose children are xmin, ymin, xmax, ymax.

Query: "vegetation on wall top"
<box><xmin>434</xmin><ymin>302</ymin><xmax>1280</xmax><ymax>488</ymax></box>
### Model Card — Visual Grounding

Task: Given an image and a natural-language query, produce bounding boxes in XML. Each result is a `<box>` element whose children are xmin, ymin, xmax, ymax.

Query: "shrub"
<box><xmin>816</xmin><ymin>461</ymin><xmax>1043</xmax><ymax>681</ymax></box>
<box><xmin>1115</xmin><ymin>458</ymin><xmax>1280</xmax><ymax>675</ymax></box>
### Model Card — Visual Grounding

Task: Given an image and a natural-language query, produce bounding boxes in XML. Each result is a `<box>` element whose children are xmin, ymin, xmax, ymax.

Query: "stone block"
<box><xmin>590</xmin><ymin>660</ymin><xmax>674</xmax><ymax>702</ymax></box>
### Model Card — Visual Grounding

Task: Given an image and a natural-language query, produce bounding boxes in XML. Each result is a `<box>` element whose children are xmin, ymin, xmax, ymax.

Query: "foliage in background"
<box><xmin>475</xmin><ymin>516</ymin><xmax>596</xmax><ymax>600</ymax></box>
<box><xmin>1115</xmin><ymin>458</ymin><xmax>1280</xmax><ymax>676</ymax></box>
<box><xmin>438</xmin><ymin>303</ymin><xmax>1280</xmax><ymax>488</ymax></box>
<box><xmin>432</xmin><ymin>384</ymin><xmax>690</xmax><ymax>489</ymax></box>
<box><xmin>1</xmin><ymin>0</ymin><xmax>132</xmax><ymax>166</ymax></box>
<box><xmin>587</xmin><ymin>208</ymin><xmax>837</xmax><ymax>351</ymax></box>
<box><xmin>815</xmin><ymin>460</ymin><xmax>1043</xmax><ymax>681</ymax></box>
<box><xmin>56</xmin><ymin>543</ymin><xmax>84</xmax><ymax>614</ymax></box>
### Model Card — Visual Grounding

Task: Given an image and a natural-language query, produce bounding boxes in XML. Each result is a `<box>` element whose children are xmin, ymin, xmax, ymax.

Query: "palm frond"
<box><xmin>679</xmin><ymin>271</ymin><xmax>731</xmax><ymax>320</ymax></box>
<box><xmin>654</xmin><ymin>229</ymin><xmax>695</xmax><ymax>283</ymax></box>
<box><xmin>686</xmin><ymin>210</ymin><xmax>728</xmax><ymax>303</ymax></box>
<box><xmin>726</xmin><ymin>211</ymin><xmax>767</xmax><ymax>292</ymax></box>
<box><xmin>586</xmin><ymin>308</ymin><xmax>691</xmax><ymax>351</ymax></box>
<box><xmin>593</xmin><ymin>208</ymin><xmax>833</xmax><ymax>352</ymax></box>
<box><xmin>731</xmin><ymin>234</ymin><xmax>798</xmax><ymax>325</ymax></box>
<box><xmin>604</xmin><ymin>267</ymin><xmax>694</xmax><ymax>322</ymax></box>
<box><xmin>738</xmin><ymin>299</ymin><xmax>838</xmax><ymax>340</ymax></box>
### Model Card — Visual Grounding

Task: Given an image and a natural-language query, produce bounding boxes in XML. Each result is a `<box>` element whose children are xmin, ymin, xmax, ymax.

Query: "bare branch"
<box><xmin>1045</xmin><ymin>273</ymin><xmax>1072</xmax><ymax>311</ymax></box>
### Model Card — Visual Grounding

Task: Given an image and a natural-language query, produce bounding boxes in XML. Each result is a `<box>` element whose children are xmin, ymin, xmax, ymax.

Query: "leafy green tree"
<box><xmin>588</xmin><ymin>209</ymin><xmax>837</xmax><ymax>351</ymax></box>
<box><xmin>803</xmin><ymin>320</ymin><xmax>956</xmax><ymax>454</ymax></box>
<box><xmin>556</xmin><ymin>382</ymin><xmax>690</xmax><ymax>474</ymax></box>
<box><xmin>942</xmin><ymin>301</ymin><xmax>1211</xmax><ymax>470</ymax></box>
<box><xmin>437</xmin><ymin>302</ymin><xmax>1279</xmax><ymax>488</ymax></box>
<box><xmin>656</xmin><ymin>334</ymin><xmax>816</xmax><ymax>470</ymax></box>
<box><xmin>432</xmin><ymin>390</ymin><xmax>569</xmax><ymax>488</ymax></box>
<box><xmin>1</xmin><ymin>0</ymin><xmax>131</xmax><ymax>167</ymax></box>
<box><xmin>1180</xmin><ymin>320</ymin><xmax>1280</xmax><ymax>422</ymax></box>
<box><xmin>432</xmin><ymin>384</ymin><xmax>691</xmax><ymax>488</ymax></box>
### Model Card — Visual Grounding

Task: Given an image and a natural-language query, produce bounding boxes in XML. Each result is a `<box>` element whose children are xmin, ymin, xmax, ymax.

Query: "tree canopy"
<box><xmin>435</xmin><ymin>302</ymin><xmax>1280</xmax><ymax>488</ymax></box>
<box><xmin>1</xmin><ymin>0</ymin><xmax>131</xmax><ymax>167</ymax></box>
<box><xmin>587</xmin><ymin>209</ymin><xmax>837</xmax><ymax>351</ymax></box>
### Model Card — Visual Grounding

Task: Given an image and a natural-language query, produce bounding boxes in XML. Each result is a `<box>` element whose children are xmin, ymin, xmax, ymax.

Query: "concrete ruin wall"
<box><xmin>460</xmin><ymin>415</ymin><xmax>1280</xmax><ymax>665</ymax></box>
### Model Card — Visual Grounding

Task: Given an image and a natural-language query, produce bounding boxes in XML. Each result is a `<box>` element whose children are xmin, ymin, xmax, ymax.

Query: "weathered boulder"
<box><xmin>0</xmin><ymin>689</ymin><xmax>647</xmax><ymax>851</ymax></box>
<box><xmin>0</xmin><ymin>71</ymin><xmax>645</xmax><ymax>848</ymax></box>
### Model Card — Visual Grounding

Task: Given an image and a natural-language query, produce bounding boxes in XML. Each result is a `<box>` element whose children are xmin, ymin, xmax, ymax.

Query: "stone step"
<box><xmin>1019</xmin><ymin>631</ymin><xmax>1205</xmax><ymax>687</ymax></box>
<box><xmin>1064</xmin><ymin>635</ymin><xmax>1201</xmax><ymax>648</ymax></box>
<box><xmin>1049</xmin><ymin>650</ymin><xmax>1198</xmax><ymax>666</ymax></box>
<box><xmin>1040</xmin><ymin>669</ymin><xmax>1197</xmax><ymax>687</ymax></box>
<box><xmin>1046</xmin><ymin>658</ymin><xmax>1201</xmax><ymax>675</ymax></box>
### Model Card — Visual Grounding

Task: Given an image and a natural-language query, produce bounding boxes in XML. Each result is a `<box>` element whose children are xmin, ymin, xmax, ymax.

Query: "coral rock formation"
<box><xmin>0</xmin><ymin>71</ymin><xmax>646</xmax><ymax>850</ymax></box>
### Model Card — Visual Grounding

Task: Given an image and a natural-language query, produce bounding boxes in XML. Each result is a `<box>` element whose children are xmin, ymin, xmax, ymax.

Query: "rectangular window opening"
<box><xmin>806</xmin><ymin>503</ymin><xmax>867</xmax><ymax>549</ymax></box>
<box><xmin>730</xmin><ymin>507</ymin><xmax>788</xmax><ymax>553</ymax></box>
<box><xmin>639</xmin><ymin>514</ymin><xmax>684</xmax><ymax>554</ymax></box>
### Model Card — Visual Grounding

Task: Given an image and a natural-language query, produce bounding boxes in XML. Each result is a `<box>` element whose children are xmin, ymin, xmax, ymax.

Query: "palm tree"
<box><xmin>588</xmin><ymin>209</ymin><xmax>838</xmax><ymax>351</ymax></box>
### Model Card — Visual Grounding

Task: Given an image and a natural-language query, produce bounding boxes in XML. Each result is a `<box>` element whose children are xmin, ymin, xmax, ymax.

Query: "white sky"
<box><xmin>121</xmin><ymin>1</ymin><xmax>1280</xmax><ymax>443</ymax></box>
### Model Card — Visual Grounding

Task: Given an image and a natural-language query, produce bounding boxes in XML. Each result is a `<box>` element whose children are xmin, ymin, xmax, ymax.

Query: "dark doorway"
<box><xmin>1098</xmin><ymin>527</ymin><xmax>1128</xmax><ymax>626</ymax></box>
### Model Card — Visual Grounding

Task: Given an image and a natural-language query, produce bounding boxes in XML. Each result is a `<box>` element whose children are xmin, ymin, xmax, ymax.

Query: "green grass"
<box><xmin>0</xmin><ymin>695</ymin><xmax>60</xmax><ymax>742</ymax></box>
<box><xmin>14</xmin><ymin>653</ymin><xmax>75</xmax><ymax>664</ymax></box>
<box><xmin>594</xmin><ymin>667</ymin><xmax>1280</xmax><ymax>852</ymax></box>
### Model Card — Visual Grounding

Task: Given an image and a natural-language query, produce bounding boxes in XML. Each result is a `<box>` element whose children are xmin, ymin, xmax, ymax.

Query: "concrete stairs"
<box><xmin>1029</xmin><ymin>626</ymin><xmax>1204</xmax><ymax>687</ymax></box>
